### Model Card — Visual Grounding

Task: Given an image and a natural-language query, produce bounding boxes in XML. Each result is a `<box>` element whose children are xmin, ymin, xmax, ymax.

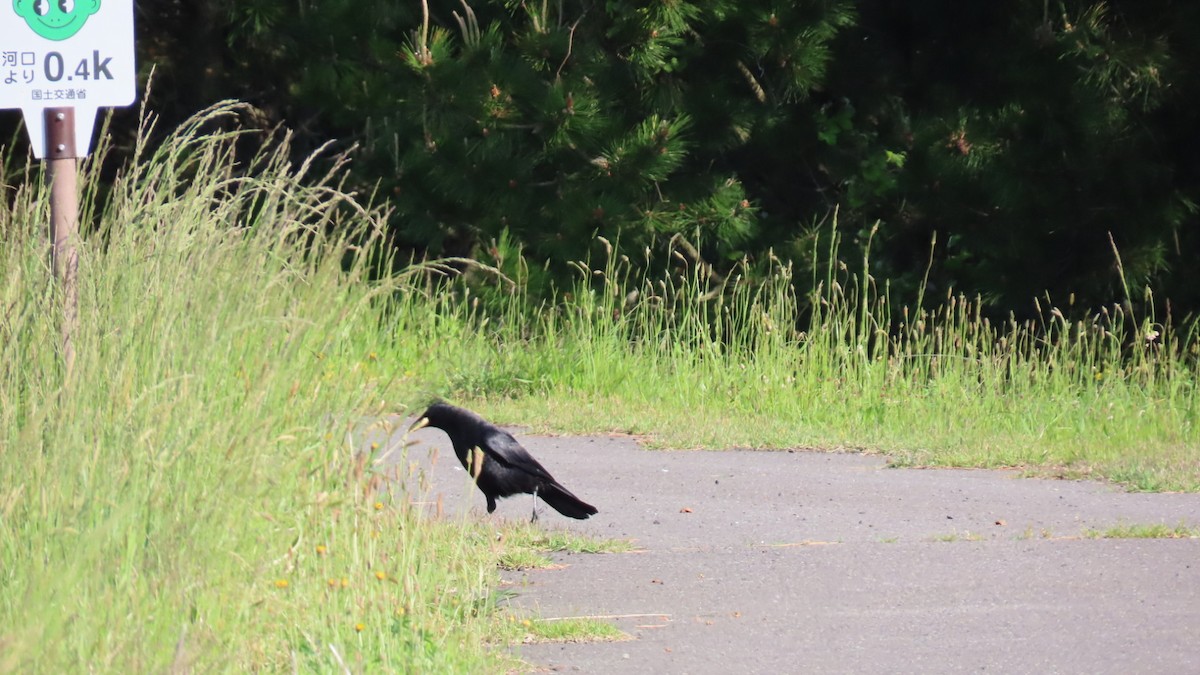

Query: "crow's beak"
<box><xmin>408</xmin><ymin>416</ymin><xmax>430</xmax><ymax>433</ymax></box>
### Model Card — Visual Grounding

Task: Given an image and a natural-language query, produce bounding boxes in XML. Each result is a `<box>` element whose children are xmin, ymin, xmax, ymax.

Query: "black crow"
<box><xmin>410</xmin><ymin>402</ymin><xmax>598</xmax><ymax>521</ymax></box>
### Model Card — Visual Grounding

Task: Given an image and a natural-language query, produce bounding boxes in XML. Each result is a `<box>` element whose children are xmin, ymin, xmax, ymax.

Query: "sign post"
<box><xmin>1</xmin><ymin>0</ymin><xmax>137</xmax><ymax>378</ymax></box>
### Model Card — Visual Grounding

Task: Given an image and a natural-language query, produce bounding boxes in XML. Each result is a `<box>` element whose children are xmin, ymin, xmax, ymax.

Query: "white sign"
<box><xmin>0</xmin><ymin>0</ymin><xmax>136</xmax><ymax>156</ymax></box>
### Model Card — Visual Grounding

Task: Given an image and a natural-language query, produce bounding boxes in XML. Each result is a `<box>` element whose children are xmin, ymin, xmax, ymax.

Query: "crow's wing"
<box><xmin>482</xmin><ymin>429</ymin><xmax>556</xmax><ymax>480</ymax></box>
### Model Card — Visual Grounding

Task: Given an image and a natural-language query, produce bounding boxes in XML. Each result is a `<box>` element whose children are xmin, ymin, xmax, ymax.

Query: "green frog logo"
<box><xmin>14</xmin><ymin>0</ymin><xmax>101</xmax><ymax>41</ymax></box>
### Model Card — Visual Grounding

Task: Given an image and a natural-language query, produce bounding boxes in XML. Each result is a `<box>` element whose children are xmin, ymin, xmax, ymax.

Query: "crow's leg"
<box><xmin>530</xmin><ymin>487</ymin><xmax>539</xmax><ymax>523</ymax></box>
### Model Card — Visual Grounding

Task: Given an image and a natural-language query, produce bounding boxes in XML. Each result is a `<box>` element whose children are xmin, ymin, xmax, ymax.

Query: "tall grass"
<box><xmin>421</xmin><ymin>230</ymin><xmax>1200</xmax><ymax>491</ymax></box>
<box><xmin>0</xmin><ymin>103</ymin><xmax>510</xmax><ymax>672</ymax></box>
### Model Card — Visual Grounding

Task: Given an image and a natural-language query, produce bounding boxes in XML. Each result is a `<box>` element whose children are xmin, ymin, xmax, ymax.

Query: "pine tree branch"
<box><xmin>736</xmin><ymin>61</ymin><xmax>767</xmax><ymax>103</ymax></box>
<box><xmin>555</xmin><ymin>13</ymin><xmax>587</xmax><ymax>81</ymax></box>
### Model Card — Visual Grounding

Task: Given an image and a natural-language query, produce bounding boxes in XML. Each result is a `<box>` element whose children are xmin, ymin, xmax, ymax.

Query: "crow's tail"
<box><xmin>539</xmin><ymin>482</ymin><xmax>598</xmax><ymax>520</ymax></box>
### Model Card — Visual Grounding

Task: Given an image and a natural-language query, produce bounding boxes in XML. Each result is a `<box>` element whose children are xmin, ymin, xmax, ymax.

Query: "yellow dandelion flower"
<box><xmin>368</xmin><ymin>352</ymin><xmax>378</xmax><ymax>361</ymax></box>
<box><xmin>341</xmin><ymin>577</ymin><xmax>350</xmax><ymax>587</ymax></box>
<box><xmin>396</xmin><ymin>607</ymin><xmax>407</xmax><ymax>617</ymax></box>
<box><xmin>375</xmin><ymin>571</ymin><xmax>387</xmax><ymax>581</ymax></box>
<box><xmin>327</xmin><ymin>578</ymin><xmax>338</xmax><ymax>587</ymax></box>
<box><xmin>274</xmin><ymin>579</ymin><xmax>289</xmax><ymax>588</ymax></box>
<box><xmin>316</xmin><ymin>544</ymin><xmax>327</xmax><ymax>555</ymax></box>
<box><xmin>374</xmin><ymin>501</ymin><xmax>384</xmax><ymax>510</ymax></box>
<box><xmin>521</xmin><ymin>619</ymin><xmax>533</xmax><ymax>628</ymax></box>
<box><xmin>371</xmin><ymin>442</ymin><xmax>380</xmax><ymax>450</ymax></box>
<box><xmin>354</xmin><ymin>623</ymin><xmax>365</xmax><ymax>632</ymax></box>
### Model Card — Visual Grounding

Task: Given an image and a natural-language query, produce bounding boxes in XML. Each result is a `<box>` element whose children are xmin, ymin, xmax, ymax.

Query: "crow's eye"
<box><xmin>33</xmin><ymin>0</ymin><xmax>49</xmax><ymax>17</ymax></box>
<box><xmin>58</xmin><ymin>0</ymin><xmax>74</xmax><ymax>12</ymax></box>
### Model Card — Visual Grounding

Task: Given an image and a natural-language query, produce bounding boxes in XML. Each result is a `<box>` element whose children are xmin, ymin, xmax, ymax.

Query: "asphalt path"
<box><xmin>381</xmin><ymin>418</ymin><xmax>1200</xmax><ymax>674</ymax></box>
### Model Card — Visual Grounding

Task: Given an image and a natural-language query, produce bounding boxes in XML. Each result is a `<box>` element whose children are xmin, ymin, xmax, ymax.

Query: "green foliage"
<box><xmin>107</xmin><ymin>1</ymin><xmax>1200</xmax><ymax>318</ymax></box>
<box><xmin>359</xmin><ymin>0</ymin><xmax>858</xmax><ymax>273</ymax></box>
<box><xmin>815</xmin><ymin>1</ymin><xmax>1200</xmax><ymax>313</ymax></box>
<box><xmin>136</xmin><ymin>0</ymin><xmax>852</xmax><ymax>286</ymax></box>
